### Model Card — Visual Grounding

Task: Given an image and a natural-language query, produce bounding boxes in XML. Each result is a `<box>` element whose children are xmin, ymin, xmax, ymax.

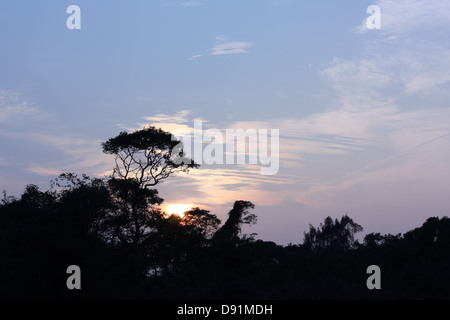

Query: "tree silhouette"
<box><xmin>147</xmin><ymin>208</ymin><xmax>221</xmax><ymax>275</ymax></box>
<box><xmin>102</xmin><ymin>126</ymin><xmax>198</xmax><ymax>188</ymax></box>
<box><xmin>2</xmin><ymin>126</ymin><xmax>450</xmax><ymax>299</ymax></box>
<box><xmin>363</xmin><ymin>232</ymin><xmax>403</xmax><ymax>248</ymax></box>
<box><xmin>106</xmin><ymin>178</ymin><xmax>163</xmax><ymax>246</ymax></box>
<box><xmin>181</xmin><ymin>207</ymin><xmax>221</xmax><ymax>241</ymax></box>
<box><xmin>100</xmin><ymin>127</ymin><xmax>199</xmax><ymax>247</ymax></box>
<box><xmin>303</xmin><ymin>214</ymin><xmax>363</xmax><ymax>251</ymax></box>
<box><xmin>0</xmin><ymin>180</ymin><xmax>117</xmax><ymax>299</ymax></box>
<box><xmin>212</xmin><ymin>200</ymin><xmax>256</xmax><ymax>246</ymax></box>
<box><xmin>404</xmin><ymin>216</ymin><xmax>450</xmax><ymax>247</ymax></box>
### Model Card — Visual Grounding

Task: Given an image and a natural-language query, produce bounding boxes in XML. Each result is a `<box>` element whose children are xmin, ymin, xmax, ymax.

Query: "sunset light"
<box><xmin>166</xmin><ymin>204</ymin><xmax>193</xmax><ymax>218</ymax></box>
<box><xmin>2</xmin><ymin>0</ymin><xmax>450</xmax><ymax>302</ymax></box>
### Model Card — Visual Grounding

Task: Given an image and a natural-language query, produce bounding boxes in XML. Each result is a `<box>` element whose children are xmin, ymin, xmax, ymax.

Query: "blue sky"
<box><xmin>1</xmin><ymin>0</ymin><xmax>450</xmax><ymax>244</ymax></box>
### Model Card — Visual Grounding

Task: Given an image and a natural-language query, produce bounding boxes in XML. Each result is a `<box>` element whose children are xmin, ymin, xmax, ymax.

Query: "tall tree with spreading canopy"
<box><xmin>100</xmin><ymin>126</ymin><xmax>199</xmax><ymax>247</ymax></box>
<box><xmin>102</xmin><ymin>126</ymin><xmax>198</xmax><ymax>189</ymax></box>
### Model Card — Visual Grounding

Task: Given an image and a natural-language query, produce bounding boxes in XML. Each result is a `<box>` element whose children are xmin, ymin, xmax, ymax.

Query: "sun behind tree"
<box><xmin>166</xmin><ymin>204</ymin><xmax>193</xmax><ymax>218</ymax></box>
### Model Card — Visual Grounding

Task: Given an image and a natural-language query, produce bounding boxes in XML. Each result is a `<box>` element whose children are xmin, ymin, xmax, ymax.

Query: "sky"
<box><xmin>1</xmin><ymin>0</ymin><xmax>450</xmax><ymax>244</ymax></box>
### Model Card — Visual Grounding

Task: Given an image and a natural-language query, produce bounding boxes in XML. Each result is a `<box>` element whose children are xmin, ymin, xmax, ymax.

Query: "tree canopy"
<box><xmin>303</xmin><ymin>214</ymin><xmax>363</xmax><ymax>251</ymax></box>
<box><xmin>1</xmin><ymin>126</ymin><xmax>450</xmax><ymax>300</ymax></box>
<box><xmin>102</xmin><ymin>126</ymin><xmax>198</xmax><ymax>188</ymax></box>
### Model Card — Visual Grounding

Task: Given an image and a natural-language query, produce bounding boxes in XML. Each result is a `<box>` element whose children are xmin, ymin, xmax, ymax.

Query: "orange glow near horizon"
<box><xmin>166</xmin><ymin>204</ymin><xmax>193</xmax><ymax>218</ymax></box>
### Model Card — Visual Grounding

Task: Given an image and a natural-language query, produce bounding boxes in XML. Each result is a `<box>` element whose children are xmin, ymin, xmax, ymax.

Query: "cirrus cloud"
<box><xmin>209</xmin><ymin>41</ymin><xmax>253</xmax><ymax>55</ymax></box>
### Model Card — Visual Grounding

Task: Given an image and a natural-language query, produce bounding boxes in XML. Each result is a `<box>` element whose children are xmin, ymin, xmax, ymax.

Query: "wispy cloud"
<box><xmin>297</xmin><ymin>131</ymin><xmax>450</xmax><ymax>214</ymax></box>
<box><xmin>28</xmin><ymin>163</ymin><xmax>64</xmax><ymax>176</ymax></box>
<box><xmin>209</xmin><ymin>41</ymin><xmax>253</xmax><ymax>55</ymax></box>
<box><xmin>29</xmin><ymin>133</ymin><xmax>108</xmax><ymax>169</ymax></box>
<box><xmin>122</xmin><ymin>110</ymin><xmax>296</xmax><ymax>209</ymax></box>
<box><xmin>4</xmin><ymin>132</ymin><xmax>111</xmax><ymax>177</ymax></box>
<box><xmin>180</xmin><ymin>1</ymin><xmax>203</xmax><ymax>7</ymax></box>
<box><xmin>296</xmin><ymin>0</ymin><xmax>450</xmax><ymax>213</ymax></box>
<box><xmin>143</xmin><ymin>109</ymin><xmax>192</xmax><ymax>123</ymax></box>
<box><xmin>141</xmin><ymin>8</ymin><xmax>450</xmax><ymax>214</ymax></box>
<box><xmin>189</xmin><ymin>37</ymin><xmax>253</xmax><ymax>60</ymax></box>
<box><xmin>118</xmin><ymin>109</ymin><xmax>201</xmax><ymax>137</ymax></box>
<box><xmin>0</xmin><ymin>90</ymin><xmax>111</xmax><ymax>181</ymax></box>
<box><xmin>378</xmin><ymin>0</ymin><xmax>450</xmax><ymax>35</ymax></box>
<box><xmin>158</xmin><ymin>164</ymin><xmax>301</xmax><ymax>222</ymax></box>
<box><xmin>160</xmin><ymin>1</ymin><xmax>203</xmax><ymax>8</ymax></box>
<box><xmin>356</xmin><ymin>0</ymin><xmax>450</xmax><ymax>36</ymax></box>
<box><xmin>0</xmin><ymin>90</ymin><xmax>41</xmax><ymax>124</ymax></box>
<box><xmin>189</xmin><ymin>54</ymin><xmax>203</xmax><ymax>60</ymax></box>
<box><xmin>215</xmin><ymin>36</ymin><xmax>227</xmax><ymax>42</ymax></box>
<box><xmin>0</xmin><ymin>128</ymin><xmax>112</xmax><ymax>186</ymax></box>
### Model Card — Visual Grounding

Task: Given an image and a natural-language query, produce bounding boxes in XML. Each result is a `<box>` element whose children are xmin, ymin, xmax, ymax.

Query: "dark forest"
<box><xmin>1</xmin><ymin>127</ymin><xmax>449</xmax><ymax>299</ymax></box>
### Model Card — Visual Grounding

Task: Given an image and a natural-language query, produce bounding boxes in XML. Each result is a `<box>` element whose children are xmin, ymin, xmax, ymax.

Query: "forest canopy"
<box><xmin>1</xmin><ymin>127</ymin><xmax>450</xmax><ymax>299</ymax></box>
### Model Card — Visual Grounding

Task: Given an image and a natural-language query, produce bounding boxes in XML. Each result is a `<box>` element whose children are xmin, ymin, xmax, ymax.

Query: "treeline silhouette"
<box><xmin>1</xmin><ymin>126</ymin><xmax>450</xmax><ymax>299</ymax></box>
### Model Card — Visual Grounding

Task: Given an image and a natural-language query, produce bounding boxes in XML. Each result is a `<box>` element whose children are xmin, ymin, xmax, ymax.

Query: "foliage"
<box><xmin>1</xmin><ymin>127</ymin><xmax>450</xmax><ymax>299</ymax></box>
<box><xmin>303</xmin><ymin>215</ymin><xmax>363</xmax><ymax>251</ymax></box>
<box><xmin>212</xmin><ymin>200</ymin><xmax>256</xmax><ymax>245</ymax></box>
<box><xmin>101</xmin><ymin>126</ymin><xmax>198</xmax><ymax>188</ymax></box>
